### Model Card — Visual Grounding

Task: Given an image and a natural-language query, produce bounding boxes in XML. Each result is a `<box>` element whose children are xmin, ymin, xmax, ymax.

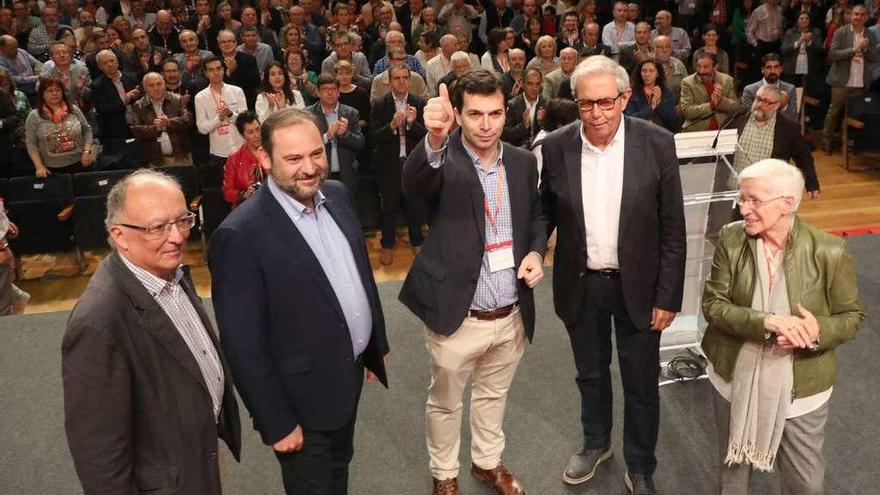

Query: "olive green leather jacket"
<box><xmin>702</xmin><ymin>216</ymin><xmax>865</xmax><ymax>399</ymax></box>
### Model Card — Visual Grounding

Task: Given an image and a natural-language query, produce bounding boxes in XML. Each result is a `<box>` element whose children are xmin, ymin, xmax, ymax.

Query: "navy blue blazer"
<box><xmin>208</xmin><ymin>180</ymin><xmax>388</xmax><ymax>445</ymax></box>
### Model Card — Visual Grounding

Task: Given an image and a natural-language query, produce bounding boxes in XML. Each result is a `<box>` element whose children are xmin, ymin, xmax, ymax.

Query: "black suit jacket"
<box><xmin>370</xmin><ymin>92</ymin><xmax>426</xmax><ymax>172</ymax></box>
<box><xmin>208</xmin><ymin>181</ymin><xmax>389</xmax><ymax>445</ymax></box>
<box><xmin>503</xmin><ymin>93</ymin><xmax>545</xmax><ymax>147</ymax></box>
<box><xmin>87</xmin><ymin>72</ymin><xmax>139</xmax><ymax>140</ymax></box>
<box><xmin>63</xmin><ymin>253</ymin><xmax>241</xmax><ymax>495</ymax></box>
<box><xmin>399</xmin><ymin>129</ymin><xmax>548</xmax><ymax>338</ymax></box>
<box><xmin>122</xmin><ymin>45</ymin><xmax>170</xmax><ymax>80</ymax></box>
<box><xmin>540</xmin><ymin>118</ymin><xmax>687</xmax><ymax>328</ymax></box>
<box><xmin>306</xmin><ymin>102</ymin><xmax>366</xmax><ymax>192</ymax></box>
<box><xmin>222</xmin><ymin>51</ymin><xmax>261</xmax><ymax>110</ymax></box>
<box><xmin>731</xmin><ymin>110</ymin><xmax>820</xmax><ymax>192</ymax></box>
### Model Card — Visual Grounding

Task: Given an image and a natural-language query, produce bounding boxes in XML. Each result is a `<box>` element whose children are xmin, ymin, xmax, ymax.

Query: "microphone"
<box><xmin>711</xmin><ymin>106</ymin><xmax>749</xmax><ymax>149</ymax></box>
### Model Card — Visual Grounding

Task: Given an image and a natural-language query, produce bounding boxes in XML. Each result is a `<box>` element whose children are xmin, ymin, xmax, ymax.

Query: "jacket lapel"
<box><xmin>564</xmin><ymin>123</ymin><xmax>587</xmax><ymax>247</ymax></box>
<box><xmin>618</xmin><ymin>118</ymin><xmax>642</xmax><ymax>241</ymax></box>
<box><xmin>448</xmin><ymin>130</ymin><xmax>487</xmax><ymax>245</ymax></box>
<box><xmin>107</xmin><ymin>253</ymin><xmax>210</xmax><ymax>396</ymax></box>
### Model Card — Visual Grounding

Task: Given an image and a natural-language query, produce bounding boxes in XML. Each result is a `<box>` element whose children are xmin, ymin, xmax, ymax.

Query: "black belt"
<box><xmin>586</xmin><ymin>268</ymin><xmax>620</xmax><ymax>279</ymax></box>
<box><xmin>469</xmin><ymin>303</ymin><xmax>518</xmax><ymax>321</ymax></box>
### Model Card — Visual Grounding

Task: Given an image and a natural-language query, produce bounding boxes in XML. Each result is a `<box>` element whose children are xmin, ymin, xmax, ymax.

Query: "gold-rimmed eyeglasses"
<box><xmin>117</xmin><ymin>212</ymin><xmax>197</xmax><ymax>240</ymax></box>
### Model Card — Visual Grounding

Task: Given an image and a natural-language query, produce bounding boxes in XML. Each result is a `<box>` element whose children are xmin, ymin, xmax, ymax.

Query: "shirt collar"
<box><xmin>322</xmin><ymin>102</ymin><xmax>339</xmax><ymax>115</ymax></box>
<box><xmin>267</xmin><ymin>176</ymin><xmax>327</xmax><ymax>221</ymax></box>
<box><xmin>580</xmin><ymin>117</ymin><xmax>626</xmax><ymax>153</ymax></box>
<box><xmin>461</xmin><ymin>137</ymin><xmax>504</xmax><ymax>172</ymax></box>
<box><xmin>119</xmin><ymin>252</ymin><xmax>184</xmax><ymax>297</ymax></box>
<box><xmin>393</xmin><ymin>92</ymin><xmax>408</xmax><ymax>103</ymax></box>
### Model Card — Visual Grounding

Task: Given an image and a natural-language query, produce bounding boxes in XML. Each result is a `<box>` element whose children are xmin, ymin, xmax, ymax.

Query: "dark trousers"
<box><xmin>378</xmin><ymin>158</ymin><xmax>424</xmax><ymax>249</ymax></box>
<box><xmin>275</xmin><ymin>364</ymin><xmax>364</xmax><ymax>495</ymax></box>
<box><xmin>565</xmin><ymin>273</ymin><xmax>661</xmax><ymax>475</ymax></box>
<box><xmin>209</xmin><ymin>154</ymin><xmax>228</xmax><ymax>169</ymax></box>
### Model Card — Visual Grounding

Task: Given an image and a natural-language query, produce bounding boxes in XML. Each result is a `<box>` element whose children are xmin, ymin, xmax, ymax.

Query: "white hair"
<box><xmin>450</xmin><ymin>51</ymin><xmax>469</xmax><ymax>63</ymax></box>
<box><xmin>569</xmin><ymin>55</ymin><xmax>629</xmax><ymax>97</ymax></box>
<box><xmin>737</xmin><ymin>158</ymin><xmax>805</xmax><ymax>213</ymax></box>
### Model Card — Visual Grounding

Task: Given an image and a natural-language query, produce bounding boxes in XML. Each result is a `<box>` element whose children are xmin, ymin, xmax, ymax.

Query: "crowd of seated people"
<box><xmin>0</xmin><ymin>0</ymin><xmax>870</xmax><ymax>281</ymax></box>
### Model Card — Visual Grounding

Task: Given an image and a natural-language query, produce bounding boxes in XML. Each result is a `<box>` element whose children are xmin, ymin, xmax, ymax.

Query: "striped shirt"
<box><xmin>120</xmin><ymin>255</ymin><xmax>225</xmax><ymax>419</ymax></box>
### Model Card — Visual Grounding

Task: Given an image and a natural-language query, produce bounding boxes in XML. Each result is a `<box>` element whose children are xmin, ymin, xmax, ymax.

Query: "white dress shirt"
<box><xmin>195</xmin><ymin>83</ymin><xmax>246</xmax><ymax>157</ymax></box>
<box><xmin>580</xmin><ymin>120</ymin><xmax>625</xmax><ymax>270</ymax></box>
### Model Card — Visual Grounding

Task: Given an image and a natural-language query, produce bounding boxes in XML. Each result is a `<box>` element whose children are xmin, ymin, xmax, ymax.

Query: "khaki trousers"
<box><xmin>822</xmin><ymin>86</ymin><xmax>863</xmax><ymax>145</ymax></box>
<box><xmin>713</xmin><ymin>389</ymin><xmax>828</xmax><ymax>495</ymax></box>
<box><xmin>424</xmin><ymin>308</ymin><xmax>526</xmax><ymax>480</ymax></box>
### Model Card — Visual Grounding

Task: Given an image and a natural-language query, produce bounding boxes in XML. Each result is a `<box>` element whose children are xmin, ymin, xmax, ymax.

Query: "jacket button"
<box><xmin>208</xmin><ymin>451</ymin><xmax>217</xmax><ymax>459</ymax></box>
<box><xmin>578</xmin><ymin>271</ymin><xmax>585</xmax><ymax>278</ymax></box>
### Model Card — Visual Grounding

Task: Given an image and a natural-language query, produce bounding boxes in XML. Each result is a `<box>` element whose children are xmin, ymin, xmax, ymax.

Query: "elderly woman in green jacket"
<box><xmin>702</xmin><ymin>158</ymin><xmax>864</xmax><ymax>495</ymax></box>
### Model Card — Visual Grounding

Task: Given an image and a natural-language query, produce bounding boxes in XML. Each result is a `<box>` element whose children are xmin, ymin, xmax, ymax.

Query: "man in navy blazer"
<box><xmin>208</xmin><ymin>108</ymin><xmax>389</xmax><ymax>494</ymax></box>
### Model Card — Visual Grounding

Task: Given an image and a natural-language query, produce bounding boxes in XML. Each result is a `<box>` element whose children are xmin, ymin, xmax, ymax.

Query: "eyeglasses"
<box><xmin>576</xmin><ymin>93</ymin><xmax>623</xmax><ymax>111</ymax></box>
<box><xmin>734</xmin><ymin>195</ymin><xmax>785</xmax><ymax>208</ymax></box>
<box><xmin>118</xmin><ymin>212</ymin><xmax>197</xmax><ymax>239</ymax></box>
<box><xmin>755</xmin><ymin>96</ymin><xmax>779</xmax><ymax>106</ymax></box>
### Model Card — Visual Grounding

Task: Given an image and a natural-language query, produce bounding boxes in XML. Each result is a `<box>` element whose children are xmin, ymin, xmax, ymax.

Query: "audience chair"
<box><xmin>843</xmin><ymin>92</ymin><xmax>880</xmax><ymax>171</ymax></box>
<box><xmin>5</xmin><ymin>175</ymin><xmax>75</xmax><ymax>260</ymax></box>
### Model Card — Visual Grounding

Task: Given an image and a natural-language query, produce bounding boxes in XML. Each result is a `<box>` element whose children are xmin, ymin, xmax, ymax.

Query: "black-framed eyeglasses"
<box><xmin>576</xmin><ymin>92</ymin><xmax>623</xmax><ymax>111</ymax></box>
<box><xmin>118</xmin><ymin>212</ymin><xmax>197</xmax><ymax>240</ymax></box>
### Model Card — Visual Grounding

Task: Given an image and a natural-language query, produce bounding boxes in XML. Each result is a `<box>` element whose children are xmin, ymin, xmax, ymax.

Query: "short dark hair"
<box><xmin>241</xmin><ymin>25</ymin><xmax>260</xmax><ymax>37</ymax></box>
<box><xmin>695</xmin><ymin>51</ymin><xmax>717</xmax><ymax>66</ymax></box>
<box><xmin>235</xmin><ymin>110</ymin><xmax>260</xmax><ymax>134</ymax></box>
<box><xmin>316</xmin><ymin>72</ymin><xmax>339</xmax><ymax>88</ymax></box>
<box><xmin>563</xmin><ymin>11</ymin><xmax>579</xmax><ymax>22</ymax></box>
<box><xmin>762</xmin><ymin>52</ymin><xmax>782</xmax><ymax>66</ymax></box>
<box><xmin>451</xmin><ymin>69</ymin><xmax>504</xmax><ymax>112</ymax></box>
<box><xmin>161</xmin><ymin>57</ymin><xmax>180</xmax><ymax>70</ymax></box>
<box><xmin>702</xmin><ymin>23</ymin><xmax>719</xmax><ymax>36</ymax></box>
<box><xmin>202</xmin><ymin>54</ymin><xmax>222</xmax><ymax>71</ymax></box>
<box><xmin>260</xmin><ymin>108</ymin><xmax>319</xmax><ymax>156</ymax></box>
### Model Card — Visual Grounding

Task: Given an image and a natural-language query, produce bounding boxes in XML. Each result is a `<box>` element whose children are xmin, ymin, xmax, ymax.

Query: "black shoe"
<box><xmin>624</xmin><ymin>471</ymin><xmax>657</xmax><ymax>495</ymax></box>
<box><xmin>561</xmin><ymin>447</ymin><xmax>612</xmax><ymax>485</ymax></box>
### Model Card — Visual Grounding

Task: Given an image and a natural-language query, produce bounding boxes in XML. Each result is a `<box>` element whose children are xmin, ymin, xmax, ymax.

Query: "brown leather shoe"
<box><xmin>379</xmin><ymin>248</ymin><xmax>393</xmax><ymax>266</ymax></box>
<box><xmin>471</xmin><ymin>463</ymin><xmax>526</xmax><ymax>495</ymax></box>
<box><xmin>432</xmin><ymin>477</ymin><xmax>459</xmax><ymax>495</ymax></box>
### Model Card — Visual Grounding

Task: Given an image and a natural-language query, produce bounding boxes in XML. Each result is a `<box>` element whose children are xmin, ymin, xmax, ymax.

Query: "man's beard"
<box><xmin>764</xmin><ymin>73</ymin><xmax>779</xmax><ymax>84</ymax></box>
<box><xmin>698</xmin><ymin>72</ymin><xmax>715</xmax><ymax>83</ymax></box>
<box><xmin>270</xmin><ymin>166</ymin><xmax>329</xmax><ymax>204</ymax></box>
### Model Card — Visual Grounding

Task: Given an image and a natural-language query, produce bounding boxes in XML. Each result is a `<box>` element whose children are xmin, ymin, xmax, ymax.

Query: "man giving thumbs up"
<box><xmin>399</xmin><ymin>70</ymin><xmax>548</xmax><ymax>495</ymax></box>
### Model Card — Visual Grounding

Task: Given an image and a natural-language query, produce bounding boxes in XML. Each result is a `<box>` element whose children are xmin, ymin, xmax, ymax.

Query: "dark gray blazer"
<box><xmin>63</xmin><ymin>252</ymin><xmax>241</xmax><ymax>495</ymax></box>
<box><xmin>540</xmin><ymin>117</ymin><xmax>687</xmax><ymax>329</ymax></box>
<box><xmin>741</xmin><ymin>79</ymin><xmax>798</xmax><ymax>119</ymax></box>
<box><xmin>399</xmin><ymin>129</ymin><xmax>548</xmax><ymax>338</ymax></box>
<box><xmin>306</xmin><ymin>101</ymin><xmax>365</xmax><ymax>194</ymax></box>
<box><xmin>502</xmin><ymin>93</ymin><xmax>546</xmax><ymax>148</ymax></box>
<box><xmin>827</xmin><ymin>25</ymin><xmax>879</xmax><ymax>88</ymax></box>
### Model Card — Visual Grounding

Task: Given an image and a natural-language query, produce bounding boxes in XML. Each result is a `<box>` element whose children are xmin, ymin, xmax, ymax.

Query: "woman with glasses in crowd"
<box><xmin>24</xmin><ymin>76</ymin><xmax>93</xmax><ymax>178</ymax></box>
<box><xmin>255</xmin><ymin>61</ymin><xmax>304</xmax><ymax>123</ymax></box>
<box><xmin>285</xmin><ymin>49</ymin><xmax>318</xmax><ymax>103</ymax></box>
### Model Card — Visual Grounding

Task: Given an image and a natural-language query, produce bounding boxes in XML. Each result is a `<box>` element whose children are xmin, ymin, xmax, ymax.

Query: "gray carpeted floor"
<box><xmin>2</xmin><ymin>235</ymin><xmax>879</xmax><ymax>495</ymax></box>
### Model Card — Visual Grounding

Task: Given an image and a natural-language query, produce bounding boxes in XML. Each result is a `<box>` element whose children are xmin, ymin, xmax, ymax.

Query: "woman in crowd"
<box><xmin>411</xmin><ymin>7</ymin><xmax>443</xmax><ymax>53</ymax></box>
<box><xmin>335</xmin><ymin>60</ymin><xmax>369</xmax><ymax>130</ymax></box>
<box><xmin>625</xmin><ymin>58</ymin><xmax>682</xmax><ymax>133</ymax></box>
<box><xmin>481</xmin><ymin>27</ymin><xmax>511</xmax><ymax>74</ymax></box>
<box><xmin>222</xmin><ymin>111</ymin><xmax>263</xmax><ymax>208</ymax></box>
<box><xmin>0</xmin><ymin>68</ymin><xmax>31</xmax><ymax>138</ymax></box>
<box><xmin>25</xmin><ymin>77</ymin><xmax>93</xmax><ymax>178</ymax></box>
<box><xmin>110</xmin><ymin>16</ymin><xmax>135</xmax><ymax>54</ymax></box>
<box><xmin>525</xmin><ymin>35</ymin><xmax>559</xmax><ymax>74</ymax></box>
<box><xmin>255</xmin><ymin>61</ymin><xmax>304</xmax><ymax>123</ymax></box>
<box><xmin>516</xmin><ymin>16</ymin><xmax>544</xmax><ymax>61</ymax></box>
<box><xmin>702</xmin><ymin>158</ymin><xmax>863</xmax><ymax>495</ymax></box>
<box><xmin>414</xmin><ymin>31</ymin><xmax>440</xmax><ymax>69</ymax></box>
<box><xmin>693</xmin><ymin>24</ymin><xmax>730</xmax><ymax>74</ymax></box>
<box><xmin>285</xmin><ymin>50</ymin><xmax>317</xmax><ymax>103</ymax></box>
<box><xmin>281</xmin><ymin>24</ymin><xmax>304</xmax><ymax>59</ymax></box>
<box><xmin>781</xmin><ymin>12</ymin><xmax>826</xmax><ymax>97</ymax></box>
<box><xmin>216</xmin><ymin>2</ymin><xmax>242</xmax><ymax>35</ymax></box>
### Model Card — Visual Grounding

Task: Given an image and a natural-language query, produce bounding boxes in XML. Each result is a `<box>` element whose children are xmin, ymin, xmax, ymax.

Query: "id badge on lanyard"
<box><xmin>484</xmin><ymin>163</ymin><xmax>514</xmax><ymax>273</ymax></box>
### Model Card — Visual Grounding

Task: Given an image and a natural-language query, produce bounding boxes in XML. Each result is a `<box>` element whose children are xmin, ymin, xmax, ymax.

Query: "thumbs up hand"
<box><xmin>424</xmin><ymin>83</ymin><xmax>455</xmax><ymax>150</ymax></box>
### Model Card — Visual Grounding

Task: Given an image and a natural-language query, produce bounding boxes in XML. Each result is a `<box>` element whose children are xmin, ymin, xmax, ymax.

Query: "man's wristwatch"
<box><xmin>0</xmin><ymin>241</ymin><xmax>8</xmax><ymax>250</ymax></box>
<box><xmin>83</xmin><ymin>149</ymin><xmax>91</xmax><ymax>154</ymax></box>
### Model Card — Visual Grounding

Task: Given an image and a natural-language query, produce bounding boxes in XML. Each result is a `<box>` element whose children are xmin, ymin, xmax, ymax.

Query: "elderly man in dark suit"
<box><xmin>370</xmin><ymin>62</ymin><xmax>427</xmax><ymax>266</ymax></box>
<box><xmin>63</xmin><ymin>169</ymin><xmax>241</xmax><ymax>494</ymax></box>
<box><xmin>541</xmin><ymin>55</ymin><xmax>686</xmax><ymax>495</ymax></box>
<box><xmin>86</xmin><ymin>49</ymin><xmax>140</xmax><ymax>163</ymax></box>
<box><xmin>401</xmin><ymin>70</ymin><xmax>547</xmax><ymax>495</ymax></box>
<box><xmin>306</xmin><ymin>73</ymin><xmax>366</xmax><ymax>197</ymax></box>
<box><xmin>208</xmin><ymin>108</ymin><xmax>389</xmax><ymax>495</ymax></box>
<box><xmin>129</xmin><ymin>71</ymin><xmax>193</xmax><ymax>166</ymax></box>
<box><xmin>502</xmin><ymin>67</ymin><xmax>545</xmax><ymax>148</ymax></box>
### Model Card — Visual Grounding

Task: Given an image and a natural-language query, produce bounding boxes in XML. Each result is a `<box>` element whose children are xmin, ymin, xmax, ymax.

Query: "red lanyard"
<box><xmin>483</xmin><ymin>161</ymin><xmax>512</xmax><ymax>251</ymax></box>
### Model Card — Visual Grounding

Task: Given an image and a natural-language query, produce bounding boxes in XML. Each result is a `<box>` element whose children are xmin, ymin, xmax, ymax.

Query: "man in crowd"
<box><xmin>741</xmin><ymin>53</ymin><xmax>798</xmax><ymax>119</ymax></box>
<box><xmin>541</xmin><ymin>55</ymin><xmax>685</xmax><ymax>495</ymax></box>
<box><xmin>651</xmin><ymin>10</ymin><xmax>691</xmax><ymax>61</ymax></box>
<box><xmin>0</xmin><ymin>34</ymin><xmax>39</xmax><ymax>96</ymax></box>
<box><xmin>653</xmin><ymin>34</ymin><xmax>687</xmax><ymax>96</ymax></box>
<box><xmin>323</xmin><ymin>31</ymin><xmax>372</xmax><ymax>79</ymax></box>
<box><xmin>730</xmin><ymin>84</ymin><xmax>820</xmax><ymax>197</ymax></box>
<box><xmin>581</xmin><ymin>22</ymin><xmax>613</xmax><ymax>58</ymax></box>
<box><xmin>436</xmin><ymin>50</ymin><xmax>472</xmax><ymax>90</ymax></box>
<box><xmin>27</xmin><ymin>5</ymin><xmax>68</xmax><ymax>60</ymax></box>
<box><xmin>370</xmin><ymin>47</ymin><xmax>429</xmax><ymax>104</ymax></box>
<box><xmin>822</xmin><ymin>4</ymin><xmax>878</xmax><ymax>154</ymax></box>
<box><xmin>64</xmin><ymin>169</ymin><xmax>241</xmax><ymax>494</ymax></box>
<box><xmin>373</xmin><ymin>30</ymin><xmax>425</xmax><ymax>78</ymax></box>
<box><xmin>602</xmin><ymin>1</ymin><xmax>635</xmax><ymax>61</ymax></box>
<box><xmin>510</xmin><ymin>0</ymin><xmax>538</xmax><ymax>35</ymax></box>
<box><xmin>503</xmin><ymin>48</ymin><xmax>527</xmax><ymax>100</ymax></box>
<box><xmin>680</xmin><ymin>52</ymin><xmax>739</xmax><ymax>132</ymax></box>
<box><xmin>543</xmin><ymin>47</ymin><xmax>578</xmax><ymax>100</ymax></box>
<box><xmin>370</xmin><ymin>63</ymin><xmax>426</xmax><ymax>266</ymax></box>
<box><xmin>209</xmin><ymin>108</ymin><xmax>388</xmax><ymax>494</ymax></box>
<box><xmin>426</xmin><ymin>34</ymin><xmax>457</xmax><ymax>97</ymax></box>
<box><xmin>42</xmin><ymin>40</ymin><xmax>89</xmax><ymax>105</ymax></box>
<box><xmin>123</xmin><ymin>27</ymin><xmax>169</xmax><ymax>81</ymax></box>
<box><xmin>619</xmin><ymin>21</ymin><xmax>653</xmax><ymax>75</ymax></box>
<box><xmin>746</xmin><ymin>0</ymin><xmax>784</xmax><ymax>60</ymax></box>
<box><xmin>557</xmin><ymin>12</ymin><xmax>582</xmax><ymax>53</ymax></box>
<box><xmin>129</xmin><ymin>71</ymin><xmax>193</xmax><ymax>167</ymax></box>
<box><xmin>503</xmin><ymin>67</ymin><xmax>544</xmax><ymax>148</ymax></box>
<box><xmin>149</xmin><ymin>9</ymin><xmax>182</xmax><ymax>54</ymax></box>
<box><xmin>195</xmin><ymin>55</ymin><xmax>247</xmax><ymax>167</ymax></box>
<box><xmin>402</xmin><ymin>69</ymin><xmax>546</xmax><ymax>495</ymax></box>
<box><xmin>307</xmin><ymin>73</ymin><xmax>365</xmax><ymax>196</ymax></box>
<box><xmin>237</xmin><ymin>25</ymin><xmax>274</xmax><ymax>77</ymax></box>
<box><xmin>216</xmin><ymin>29</ymin><xmax>260</xmax><ymax>110</ymax></box>
<box><xmin>87</xmin><ymin>50</ymin><xmax>139</xmax><ymax>159</ymax></box>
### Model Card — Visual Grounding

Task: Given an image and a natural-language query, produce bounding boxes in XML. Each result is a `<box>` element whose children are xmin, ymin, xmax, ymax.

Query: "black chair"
<box><xmin>844</xmin><ymin>92</ymin><xmax>880</xmax><ymax>171</ymax></box>
<box><xmin>196</xmin><ymin>164</ymin><xmax>229</xmax><ymax>242</ymax></box>
<box><xmin>71</xmin><ymin>170</ymin><xmax>134</xmax><ymax>257</ymax></box>
<box><xmin>5</xmin><ymin>175</ymin><xmax>75</xmax><ymax>256</ymax></box>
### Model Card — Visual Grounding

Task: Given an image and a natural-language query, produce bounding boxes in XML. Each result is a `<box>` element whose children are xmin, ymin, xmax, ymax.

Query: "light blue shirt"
<box><xmin>267</xmin><ymin>177</ymin><xmax>372</xmax><ymax>356</ymax></box>
<box><xmin>322</xmin><ymin>103</ymin><xmax>340</xmax><ymax>173</ymax></box>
